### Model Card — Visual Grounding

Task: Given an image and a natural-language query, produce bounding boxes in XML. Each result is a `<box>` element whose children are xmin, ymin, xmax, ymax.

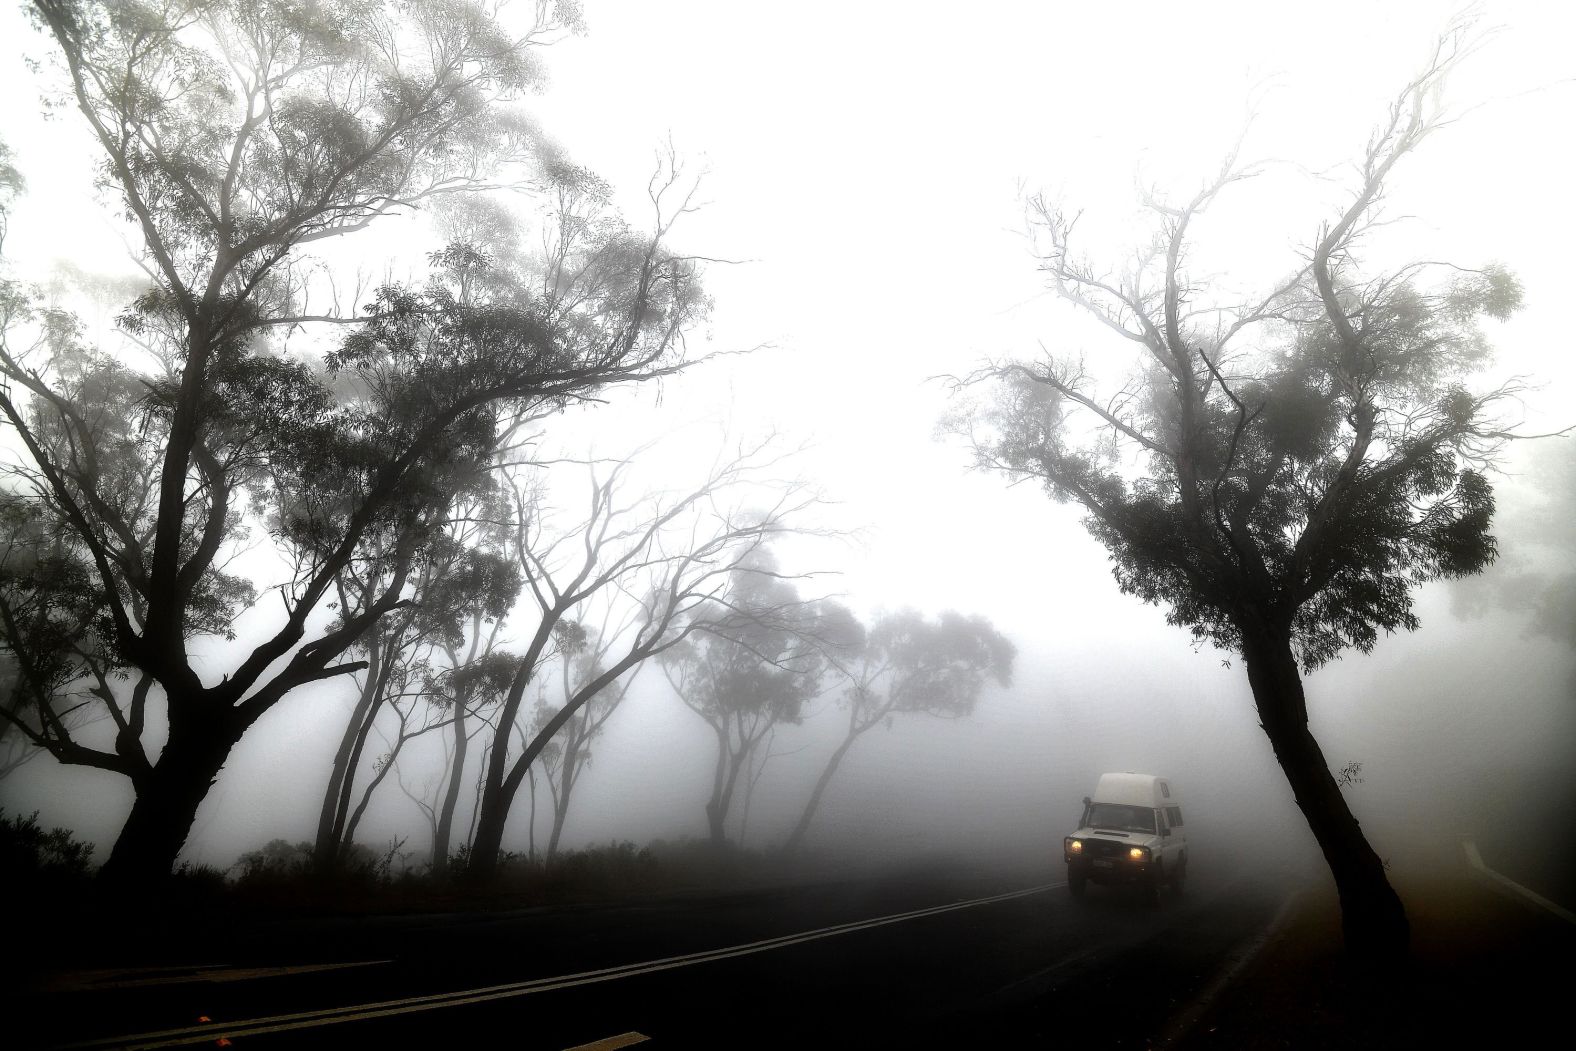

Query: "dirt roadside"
<box><xmin>1172</xmin><ymin>870</ymin><xmax>1573</xmax><ymax>1048</ymax></box>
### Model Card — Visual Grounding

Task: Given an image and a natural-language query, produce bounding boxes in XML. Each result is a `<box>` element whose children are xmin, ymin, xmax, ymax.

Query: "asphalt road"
<box><xmin>18</xmin><ymin>860</ymin><xmax>1288</xmax><ymax>1050</ymax></box>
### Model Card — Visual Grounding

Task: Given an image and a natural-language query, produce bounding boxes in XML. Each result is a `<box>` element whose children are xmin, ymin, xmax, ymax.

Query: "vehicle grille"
<box><xmin>1082</xmin><ymin>838</ymin><xmax>1129</xmax><ymax>858</ymax></box>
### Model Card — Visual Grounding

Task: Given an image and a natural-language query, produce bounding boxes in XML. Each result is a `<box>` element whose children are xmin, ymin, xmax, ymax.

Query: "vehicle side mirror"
<box><xmin>1161</xmin><ymin>827</ymin><xmax>1170</xmax><ymax>837</ymax></box>
<box><xmin>1082</xmin><ymin>796</ymin><xmax>1091</xmax><ymax>807</ymax></box>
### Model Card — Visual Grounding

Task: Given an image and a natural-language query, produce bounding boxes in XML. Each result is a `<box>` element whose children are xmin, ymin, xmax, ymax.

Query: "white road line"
<box><xmin>59</xmin><ymin>883</ymin><xmax>1061</xmax><ymax>1050</ymax></box>
<box><xmin>1463</xmin><ymin>837</ymin><xmax>1576</xmax><ymax>926</ymax></box>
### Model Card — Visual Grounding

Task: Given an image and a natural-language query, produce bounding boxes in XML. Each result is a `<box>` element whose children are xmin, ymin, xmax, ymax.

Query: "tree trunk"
<box><xmin>547</xmin><ymin>794</ymin><xmax>569</xmax><ymax>859</ymax></box>
<box><xmin>783</xmin><ymin>732</ymin><xmax>862</xmax><ymax>855</ymax></box>
<box><xmin>1240</xmin><ymin>621</ymin><xmax>1409</xmax><ymax>963</ymax></box>
<box><xmin>547</xmin><ymin>729</ymin><xmax>584</xmax><ymax>860</ymax></box>
<box><xmin>472</xmin><ymin>741</ymin><xmax>538</xmax><ymax>878</ymax></box>
<box><xmin>702</xmin><ymin>723</ymin><xmax>731</xmax><ymax>846</ymax></box>
<box><xmin>737</xmin><ymin>736</ymin><xmax>764</xmax><ymax>847</ymax></box>
<box><xmin>314</xmin><ymin>644</ymin><xmax>384</xmax><ymax>874</ymax></box>
<box><xmin>704</xmin><ymin>796</ymin><xmax>727</xmax><ymax>846</ymax></box>
<box><xmin>470</xmin><ymin>645</ymin><xmax>649</xmax><ymax>878</ymax></box>
<box><xmin>469</xmin><ymin>664</ymin><xmax>534</xmax><ymax>881</ymax></box>
<box><xmin>98</xmin><ymin>701</ymin><xmax>237</xmax><ymax>886</ymax></box>
<box><xmin>708</xmin><ymin>736</ymin><xmax>751</xmax><ymax>847</ymax></box>
<box><xmin>527</xmin><ymin>765</ymin><xmax>539</xmax><ymax>862</ymax></box>
<box><xmin>342</xmin><ymin>724</ymin><xmax>409</xmax><ymax>854</ymax></box>
<box><xmin>546</xmin><ymin>757</ymin><xmax>573</xmax><ymax>860</ymax></box>
<box><xmin>470</xmin><ymin>776</ymin><xmax>513</xmax><ymax>878</ymax></box>
<box><xmin>431</xmin><ymin>700</ymin><xmax>468</xmax><ymax>877</ymax></box>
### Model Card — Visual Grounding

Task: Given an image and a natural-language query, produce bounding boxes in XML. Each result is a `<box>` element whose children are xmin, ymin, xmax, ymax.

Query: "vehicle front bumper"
<box><xmin>1065</xmin><ymin>853</ymin><xmax>1153</xmax><ymax>883</ymax></box>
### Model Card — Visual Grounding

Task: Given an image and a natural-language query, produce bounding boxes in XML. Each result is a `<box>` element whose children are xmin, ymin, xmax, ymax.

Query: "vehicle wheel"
<box><xmin>1172</xmin><ymin>852</ymin><xmax>1187</xmax><ymax>894</ymax></box>
<box><xmin>1068</xmin><ymin>870</ymin><xmax>1086</xmax><ymax>898</ymax></box>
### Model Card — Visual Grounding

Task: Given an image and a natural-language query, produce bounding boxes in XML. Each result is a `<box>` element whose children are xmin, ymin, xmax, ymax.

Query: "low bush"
<box><xmin>0</xmin><ymin>808</ymin><xmax>95</xmax><ymax>886</ymax></box>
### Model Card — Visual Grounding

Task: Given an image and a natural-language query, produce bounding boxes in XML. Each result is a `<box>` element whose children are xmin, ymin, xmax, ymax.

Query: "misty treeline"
<box><xmin>0</xmin><ymin>0</ymin><xmax>1019</xmax><ymax>886</ymax></box>
<box><xmin>951</xmin><ymin>20</ymin><xmax>1562</xmax><ymax>962</ymax></box>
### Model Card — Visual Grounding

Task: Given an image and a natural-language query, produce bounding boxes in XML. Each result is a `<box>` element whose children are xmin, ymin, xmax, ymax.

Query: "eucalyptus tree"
<box><xmin>0</xmin><ymin>0</ymin><xmax>711</xmax><ymax>883</ymax></box>
<box><xmin>783</xmin><ymin>611</ymin><xmax>1013</xmax><ymax>854</ymax></box>
<box><xmin>954</xmin><ymin>28</ymin><xmax>1542</xmax><ymax>959</ymax></box>
<box><xmin>658</xmin><ymin>556</ymin><xmax>846</xmax><ymax>847</ymax></box>
<box><xmin>312</xmin><ymin>525</ymin><xmax>519</xmax><ymax>874</ymax></box>
<box><xmin>374</xmin><ymin>486</ymin><xmax>522</xmax><ymax>876</ymax></box>
<box><xmin>466</xmin><ymin>442</ymin><xmax>825</xmax><ymax>879</ymax></box>
<box><xmin>536</xmin><ymin>616</ymin><xmax>641</xmax><ymax>859</ymax></box>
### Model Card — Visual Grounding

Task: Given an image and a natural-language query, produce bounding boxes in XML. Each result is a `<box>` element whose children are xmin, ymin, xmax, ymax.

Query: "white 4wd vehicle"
<box><xmin>1063</xmin><ymin>772</ymin><xmax>1187</xmax><ymax>901</ymax></box>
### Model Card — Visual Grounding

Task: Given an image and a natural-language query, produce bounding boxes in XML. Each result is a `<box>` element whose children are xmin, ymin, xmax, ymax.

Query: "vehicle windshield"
<box><xmin>1083</xmin><ymin>803</ymin><xmax>1156</xmax><ymax>834</ymax></box>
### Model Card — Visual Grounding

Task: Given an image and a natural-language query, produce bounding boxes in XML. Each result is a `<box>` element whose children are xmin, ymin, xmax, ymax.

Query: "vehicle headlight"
<box><xmin>1067</xmin><ymin>838</ymin><xmax>1083</xmax><ymax>853</ymax></box>
<box><xmin>1128</xmin><ymin>846</ymin><xmax>1147</xmax><ymax>861</ymax></box>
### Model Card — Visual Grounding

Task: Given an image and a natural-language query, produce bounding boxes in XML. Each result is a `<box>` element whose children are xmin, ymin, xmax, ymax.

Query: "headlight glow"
<box><xmin>1068</xmin><ymin>839</ymin><xmax>1083</xmax><ymax>853</ymax></box>
<box><xmin>1128</xmin><ymin>846</ymin><xmax>1146</xmax><ymax>861</ymax></box>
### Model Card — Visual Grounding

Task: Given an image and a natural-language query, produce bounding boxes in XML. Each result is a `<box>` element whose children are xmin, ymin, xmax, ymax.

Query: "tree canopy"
<box><xmin>0</xmin><ymin>0</ymin><xmax>710</xmax><ymax>883</ymax></box>
<box><xmin>953</xmin><ymin>24</ymin><xmax>1538</xmax><ymax>960</ymax></box>
<box><xmin>783</xmin><ymin>609</ymin><xmax>1013</xmax><ymax>853</ymax></box>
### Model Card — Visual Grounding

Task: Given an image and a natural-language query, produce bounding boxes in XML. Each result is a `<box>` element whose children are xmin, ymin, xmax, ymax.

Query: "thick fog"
<box><xmin>0</xmin><ymin>0</ymin><xmax>1572</xmax><ymax>907</ymax></box>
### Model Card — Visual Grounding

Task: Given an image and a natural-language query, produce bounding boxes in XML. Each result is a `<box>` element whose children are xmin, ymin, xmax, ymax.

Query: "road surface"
<box><xmin>18</xmin><ymin>860</ymin><xmax>1288</xmax><ymax>1049</ymax></box>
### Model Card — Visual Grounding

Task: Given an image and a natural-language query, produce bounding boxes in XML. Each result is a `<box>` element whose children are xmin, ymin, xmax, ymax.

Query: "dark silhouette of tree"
<box><xmin>0</xmin><ymin>499</ymin><xmax>115</xmax><ymax>780</ymax></box>
<box><xmin>658</xmin><ymin>555</ymin><xmax>843</xmax><ymax>847</ymax></box>
<box><xmin>424</xmin><ymin>646</ymin><xmax>516</xmax><ymax>871</ymax></box>
<box><xmin>783</xmin><ymin>610</ymin><xmax>1013</xmax><ymax>854</ymax></box>
<box><xmin>311</xmin><ymin>516</ymin><xmax>519</xmax><ymax>875</ymax></box>
<box><xmin>521</xmin><ymin>690</ymin><xmax>562</xmax><ymax>860</ymax></box>
<box><xmin>466</xmin><ymin>442</ymin><xmax>825</xmax><ymax>879</ymax></box>
<box><xmin>534</xmin><ymin>614</ymin><xmax>641</xmax><ymax>859</ymax></box>
<box><xmin>952</xmin><ymin>26</ymin><xmax>1547</xmax><ymax>961</ymax></box>
<box><xmin>0</xmin><ymin>0</ymin><xmax>710</xmax><ymax>884</ymax></box>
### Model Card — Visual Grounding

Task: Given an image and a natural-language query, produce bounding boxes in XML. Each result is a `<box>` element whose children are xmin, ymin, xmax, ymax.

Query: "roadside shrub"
<box><xmin>230</xmin><ymin>838</ymin><xmax>314</xmax><ymax>882</ymax></box>
<box><xmin>541</xmin><ymin>841</ymin><xmax>659</xmax><ymax>898</ymax></box>
<box><xmin>0</xmin><ymin>808</ymin><xmax>94</xmax><ymax>882</ymax></box>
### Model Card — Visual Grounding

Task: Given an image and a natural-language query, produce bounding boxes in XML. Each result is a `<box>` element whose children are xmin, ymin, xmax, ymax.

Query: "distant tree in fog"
<box><xmin>952</xmin><ymin>24</ymin><xmax>1554</xmax><ymax>962</ymax></box>
<box><xmin>0</xmin><ymin>0</ymin><xmax>712</xmax><ymax>884</ymax></box>
<box><xmin>659</xmin><ymin>555</ymin><xmax>849</xmax><ymax>847</ymax></box>
<box><xmin>533</xmin><ymin>616</ymin><xmax>642</xmax><ymax>859</ymax></box>
<box><xmin>465</xmin><ymin>443</ymin><xmax>826</xmax><ymax>879</ymax></box>
<box><xmin>783</xmin><ymin>610</ymin><xmax>1013</xmax><ymax>854</ymax></box>
<box><xmin>1449</xmin><ymin>440</ymin><xmax>1576</xmax><ymax>649</ymax></box>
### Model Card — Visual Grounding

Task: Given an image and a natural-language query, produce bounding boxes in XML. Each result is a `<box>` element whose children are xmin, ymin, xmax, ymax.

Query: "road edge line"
<box><xmin>1151</xmin><ymin>889</ymin><xmax>1301</xmax><ymax>1050</ymax></box>
<box><xmin>1462</xmin><ymin>837</ymin><xmax>1576</xmax><ymax>926</ymax></box>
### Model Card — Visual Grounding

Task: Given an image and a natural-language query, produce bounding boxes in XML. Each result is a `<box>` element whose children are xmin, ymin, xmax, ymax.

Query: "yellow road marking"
<box><xmin>564</xmin><ymin>1033</ymin><xmax>651</xmax><ymax>1051</ymax></box>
